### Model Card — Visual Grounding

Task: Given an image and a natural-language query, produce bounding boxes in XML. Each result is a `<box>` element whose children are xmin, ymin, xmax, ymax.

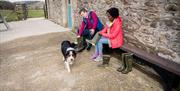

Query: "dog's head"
<box><xmin>65</xmin><ymin>48</ymin><xmax>76</xmax><ymax>65</ymax></box>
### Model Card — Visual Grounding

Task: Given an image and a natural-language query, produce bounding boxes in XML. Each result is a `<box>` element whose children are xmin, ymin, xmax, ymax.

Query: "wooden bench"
<box><xmin>86</xmin><ymin>37</ymin><xmax>180</xmax><ymax>91</ymax></box>
<box><xmin>71</xmin><ymin>30</ymin><xmax>180</xmax><ymax>91</ymax></box>
<box><xmin>0</xmin><ymin>14</ymin><xmax>10</xmax><ymax>30</ymax></box>
<box><xmin>120</xmin><ymin>44</ymin><xmax>180</xmax><ymax>75</ymax></box>
<box><xmin>120</xmin><ymin>44</ymin><xmax>180</xmax><ymax>91</ymax></box>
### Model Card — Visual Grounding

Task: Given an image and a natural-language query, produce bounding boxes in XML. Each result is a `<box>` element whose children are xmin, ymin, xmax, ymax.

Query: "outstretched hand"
<box><xmin>90</xmin><ymin>29</ymin><xmax>95</xmax><ymax>35</ymax></box>
<box><xmin>77</xmin><ymin>35</ymin><xmax>81</xmax><ymax>38</ymax></box>
<box><xmin>98</xmin><ymin>32</ymin><xmax>102</xmax><ymax>35</ymax></box>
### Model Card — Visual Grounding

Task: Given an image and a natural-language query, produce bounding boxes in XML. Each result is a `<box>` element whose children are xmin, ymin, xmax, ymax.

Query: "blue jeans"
<box><xmin>95</xmin><ymin>37</ymin><xmax>109</xmax><ymax>56</ymax></box>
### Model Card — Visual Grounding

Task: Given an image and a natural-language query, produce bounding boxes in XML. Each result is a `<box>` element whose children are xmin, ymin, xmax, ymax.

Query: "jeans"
<box><xmin>95</xmin><ymin>37</ymin><xmax>109</xmax><ymax>56</ymax></box>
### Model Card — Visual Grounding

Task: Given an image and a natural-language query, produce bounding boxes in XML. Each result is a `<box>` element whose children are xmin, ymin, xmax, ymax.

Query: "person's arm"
<box><xmin>101</xmin><ymin>25</ymin><xmax>120</xmax><ymax>39</ymax></box>
<box><xmin>91</xmin><ymin>11</ymin><xmax>98</xmax><ymax>30</ymax></box>
<box><xmin>78</xmin><ymin>21</ymin><xmax>85</xmax><ymax>36</ymax></box>
<box><xmin>99</xmin><ymin>25</ymin><xmax>108</xmax><ymax>34</ymax></box>
<box><xmin>101</xmin><ymin>20</ymin><xmax>122</xmax><ymax>39</ymax></box>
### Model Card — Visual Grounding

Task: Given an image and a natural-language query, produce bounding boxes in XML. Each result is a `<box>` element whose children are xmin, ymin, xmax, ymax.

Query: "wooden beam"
<box><xmin>120</xmin><ymin>44</ymin><xmax>180</xmax><ymax>76</ymax></box>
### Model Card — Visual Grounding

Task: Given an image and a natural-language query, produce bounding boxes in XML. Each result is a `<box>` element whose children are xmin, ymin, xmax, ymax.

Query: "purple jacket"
<box><xmin>78</xmin><ymin>11</ymin><xmax>98</xmax><ymax>36</ymax></box>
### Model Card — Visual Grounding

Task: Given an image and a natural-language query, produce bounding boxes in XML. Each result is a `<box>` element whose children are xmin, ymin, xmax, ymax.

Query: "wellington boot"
<box><xmin>98</xmin><ymin>55</ymin><xmax>110</xmax><ymax>68</ymax></box>
<box><xmin>86</xmin><ymin>43</ymin><xmax>92</xmax><ymax>51</ymax></box>
<box><xmin>75</xmin><ymin>37</ymin><xmax>87</xmax><ymax>52</ymax></box>
<box><xmin>121</xmin><ymin>53</ymin><xmax>133</xmax><ymax>74</ymax></box>
<box><xmin>127</xmin><ymin>55</ymin><xmax>133</xmax><ymax>72</ymax></box>
<box><xmin>117</xmin><ymin>53</ymin><xmax>128</xmax><ymax>72</ymax></box>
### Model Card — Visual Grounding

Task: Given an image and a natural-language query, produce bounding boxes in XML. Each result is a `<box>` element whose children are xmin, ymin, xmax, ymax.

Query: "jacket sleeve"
<box><xmin>91</xmin><ymin>11</ymin><xmax>98</xmax><ymax>30</ymax></box>
<box><xmin>99</xmin><ymin>25</ymin><xmax>108</xmax><ymax>34</ymax></box>
<box><xmin>101</xmin><ymin>21</ymin><xmax>122</xmax><ymax>39</ymax></box>
<box><xmin>78</xmin><ymin>21</ymin><xmax>85</xmax><ymax>36</ymax></box>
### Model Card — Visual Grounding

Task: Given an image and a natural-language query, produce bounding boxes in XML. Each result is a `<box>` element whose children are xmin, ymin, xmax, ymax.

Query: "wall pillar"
<box><xmin>62</xmin><ymin>0</ymin><xmax>68</xmax><ymax>27</ymax></box>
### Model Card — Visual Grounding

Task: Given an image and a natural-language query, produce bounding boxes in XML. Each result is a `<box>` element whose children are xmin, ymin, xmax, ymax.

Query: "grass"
<box><xmin>0</xmin><ymin>10</ymin><xmax>44</xmax><ymax>22</ymax></box>
<box><xmin>0</xmin><ymin>10</ymin><xmax>19</xmax><ymax>22</ymax></box>
<box><xmin>28</xmin><ymin>10</ymin><xmax>44</xmax><ymax>18</ymax></box>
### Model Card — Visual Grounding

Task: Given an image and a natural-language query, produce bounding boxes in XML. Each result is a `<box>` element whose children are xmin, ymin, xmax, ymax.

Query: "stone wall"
<box><xmin>46</xmin><ymin>0</ymin><xmax>180</xmax><ymax>64</ymax></box>
<box><xmin>46</xmin><ymin>0</ymin><xmax>67</xmax><ymax>27</ymax></box>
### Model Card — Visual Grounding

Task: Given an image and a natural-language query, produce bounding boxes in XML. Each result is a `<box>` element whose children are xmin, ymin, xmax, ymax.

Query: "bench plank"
<box><xmin>121</xmin><ymin>44</ymin><xmax>180</xmax><ymax>76</ymax></box>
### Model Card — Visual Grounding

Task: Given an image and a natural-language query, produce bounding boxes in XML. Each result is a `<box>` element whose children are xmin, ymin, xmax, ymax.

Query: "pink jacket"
<box><xmin>100</xmin><ymin>16</ymin><xmax>124</xmax><ymax>49</ymax></box>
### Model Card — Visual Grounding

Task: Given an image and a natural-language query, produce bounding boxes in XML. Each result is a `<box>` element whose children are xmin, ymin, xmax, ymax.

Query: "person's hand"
<box><xmin>106</xmin><ymin>21</ymin><xmax>113</xmax><ymax>28</ymax></box>
<box><xmin>90</xmin><ymin>29</ymin><xmax>95</xmax><ymax>35</ymax></box>
<box><xmin>106</xmin><ymin>21</ymin><xmax>111</xmax><ymax>27</ymax></box>
<box><xmin>99</xmin><ymin>32</ymin><xmax>103</xmax><ymax>35</ymax></box>
<box><xmin>77</xmin><ymin>35</ymin><xmax>81</xmax><ymax>38</ymax></box>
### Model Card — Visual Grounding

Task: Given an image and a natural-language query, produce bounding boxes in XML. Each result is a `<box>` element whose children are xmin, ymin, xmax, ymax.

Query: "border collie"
<box><xmin>61</xmin><ymin>40</ymin><xmax>76</xmax><ymax>72</ymax></box>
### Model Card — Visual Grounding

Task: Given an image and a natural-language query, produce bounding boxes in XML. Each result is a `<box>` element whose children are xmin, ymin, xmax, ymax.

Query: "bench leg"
<box><xmin>153</xmin><ymin>65</ymin><xmax>179</xmax><ymax>91</ymax></box>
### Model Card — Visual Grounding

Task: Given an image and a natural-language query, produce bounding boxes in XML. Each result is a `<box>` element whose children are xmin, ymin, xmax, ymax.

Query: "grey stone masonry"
<box><xmin>46</xmin><ymin>0</ymin><xmax>68</xmax><ymax>27</ymax></box>
<box><xmin>46</xmin><ymin>0</ymin><xmax>180</xmax><ymax>64</ymax></box>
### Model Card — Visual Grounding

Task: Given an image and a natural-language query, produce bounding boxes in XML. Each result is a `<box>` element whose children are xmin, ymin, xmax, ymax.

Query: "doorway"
<box><xmin>67</xmin><ymin>0</ymin><xmax>72</xmax><ymax>28</ymax></box>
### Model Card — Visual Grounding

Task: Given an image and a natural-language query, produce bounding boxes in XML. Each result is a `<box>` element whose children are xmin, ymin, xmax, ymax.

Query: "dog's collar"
<box><xmin>66</xmin><ymin>47</ymin><xmax>75</xmax><ymax>52</ymax></box>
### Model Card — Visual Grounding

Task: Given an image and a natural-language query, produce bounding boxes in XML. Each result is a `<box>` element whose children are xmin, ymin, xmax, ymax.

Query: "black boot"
<box><xmin>75</xmin><ymin>37</ymin><xmax>87</xmax><ymax>52</ymax></box>
<box><xmin>97</xmin><ymin>55</ymin><xmax>110</xmax><ymax>67</ymax></box>
<box><xmin>117</xmin><ymin>53</ymin><xmax>128</xmax><ymax>72</ymax></box>
<box><xmin>121</xmin><ymin>53</ymin><xmax>133</xmax><ymax>74</ymax></box>
<box><xmin>86</xmin><ymin>43</ymin><xmax>92</xmax><ymax>51</ymax></box>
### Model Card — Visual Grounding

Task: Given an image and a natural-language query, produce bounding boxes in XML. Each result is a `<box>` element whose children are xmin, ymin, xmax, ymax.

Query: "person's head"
<box><xmin>79</xmin><ymin>8</ymin><xmax>88</xmax><ymax>18</ymax></box>
<box><xmin>106</xmin><ymin>7</ymin><xmax>119</xmax><ymax>22</ymax></box>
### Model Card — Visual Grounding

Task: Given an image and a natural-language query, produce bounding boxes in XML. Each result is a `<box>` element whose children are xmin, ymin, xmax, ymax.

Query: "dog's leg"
<box><xmin>65</xmin><ymin>61</ymin><xmax>71</xmax><ymax>72</ymax></box>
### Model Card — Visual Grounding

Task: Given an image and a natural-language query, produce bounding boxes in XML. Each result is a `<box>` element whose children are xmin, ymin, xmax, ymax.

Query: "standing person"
<box><xmin>22</xmin><ymin>3</ymin><xmax>28</xmax><ymax>20</ymax></box>
<box><xmin>76</xmin><ymin>8</ymin><xmax>104</xmax><ymax>52</ymax></box>
<box><xmin>92</xmin><ymin>7</ymin><xmax>124</xmax><ymax>63</ymax></box>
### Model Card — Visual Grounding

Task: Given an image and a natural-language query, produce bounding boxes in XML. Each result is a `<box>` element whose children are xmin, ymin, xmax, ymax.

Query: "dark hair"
<box><xmin>106</xmin><ymin>7</ymin><xmax>119</xmax><ymax>18</ymax></box>
<box><xmin>79</xmin><ymin>8</ymin><xmax>87</xmax><ymax>14</ymax></box>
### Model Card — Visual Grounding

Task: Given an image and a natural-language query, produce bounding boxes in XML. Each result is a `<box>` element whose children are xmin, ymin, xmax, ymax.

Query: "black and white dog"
<box><xmin>61</xmin><ymin>40</ymin><xmax>76</xmax><ymax>72</ymax></box>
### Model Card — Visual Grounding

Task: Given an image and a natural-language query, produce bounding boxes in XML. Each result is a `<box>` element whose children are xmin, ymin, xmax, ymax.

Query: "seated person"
<box><xmin>92</xmin><ymin>7</ymin><xmax>124</xmax><ymax>62</ymax></box>
<box><xmin>76</xmin><ymin>8</ymin><xmax>104</xmax><ymax>52</ymax></box>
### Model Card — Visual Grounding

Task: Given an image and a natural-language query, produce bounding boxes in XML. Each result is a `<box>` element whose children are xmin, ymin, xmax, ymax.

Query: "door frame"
<box><xmin>67</xmin><ymin>0</ymin><xmax>73</xmax><ymax>29</ymax></box>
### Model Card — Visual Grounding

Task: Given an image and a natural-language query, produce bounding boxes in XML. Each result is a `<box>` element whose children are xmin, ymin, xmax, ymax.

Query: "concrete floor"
<box><xmin>0</xmin><ymin>32</ymin><xmax>163</xmax><ymax>91</ymax></box>
<box><xmin>0</xmin><ymin>19</ymin><xmax>163</xmax><ymax>91</ymax></box>
<box><xmin>0</xmin><ymin>18</ymin><xmax>70</xmax><ymax>43</ymax></box>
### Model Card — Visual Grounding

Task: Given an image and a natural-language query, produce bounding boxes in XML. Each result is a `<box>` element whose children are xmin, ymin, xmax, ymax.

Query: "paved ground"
<box><xmin>0</xmin><ymin>32</ymin><xmax>163</xmax><ymax>91</ymax></box>
<box><xmin>0</xmin><ymin>18</ymin><xmax>164</xmax><ymax>91</ymax></box>
<box><xmin>0</xmin><ymin>18</ymin><xmax>69</xmax><ymax>43</ymax></box>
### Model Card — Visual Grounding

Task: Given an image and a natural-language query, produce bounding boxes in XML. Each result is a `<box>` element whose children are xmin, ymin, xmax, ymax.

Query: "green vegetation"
<box><xmin>0</xmin><ymin>10</ymin><xmax>44</xmax><ymax>22</ymax></box>
<box><xmin>0</xmin><ymin>10</ymin><xmax>18</xmax><ymax>22</ymax></box>
<box><xmin>28</xmin><ymin>10</ymin><xmax>44</xmax><ymax>18</ymax></box>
